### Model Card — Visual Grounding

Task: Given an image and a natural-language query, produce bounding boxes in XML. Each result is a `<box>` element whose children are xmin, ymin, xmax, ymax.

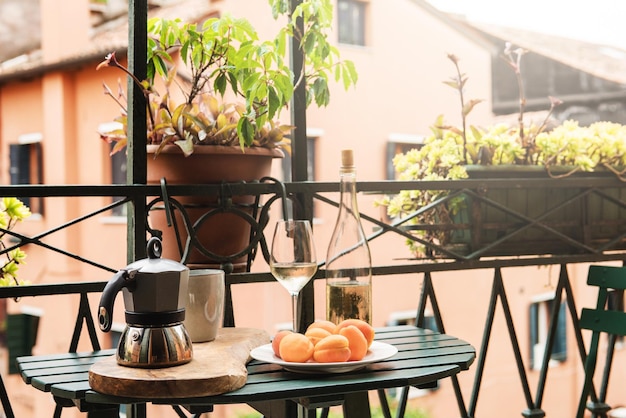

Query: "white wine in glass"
<box><xmin>270</xmin><ymin>219</ymin><xmax>317</xmax><ymax>331</ymax></box>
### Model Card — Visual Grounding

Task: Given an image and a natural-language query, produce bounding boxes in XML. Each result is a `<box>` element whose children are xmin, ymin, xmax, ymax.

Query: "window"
<box><xmin>529</xmin><ymin>296</ymin><xmax>567</xmax><ymax>370</ymax></box>
<box><xmin>281</xmin><ymin>135</ymin><xmax>316</xmax><ymax>183</ymax></box>
<box><xmin>281</xmin><ymin>135</ymin><xmax>317</xmax><ymax>218</ymax></box>
<box><xmin>338</xmin><ymin>0</ymin><xmax>366</xmax><ymax>46</ymax></box>
<box><xmin>110</xmin><ymin>143</ymin><xmax>128</xmax><ymax>216</ymax></box>
<box><xmin>385</xmin><ymin>135</ymin><xmax>424</xmax><ymax>180</ymax></box>
<box><xmin>100</xmin><ymin>122</ymin><xmax>128</xmax><ymax>216</ymax></box>
<box><xmin>6</xmin><ymin>308</ymin><xmax>42</xmax><ymax>374</ymax></box>
<box><xmin>386</xmin><ymin>309</ymin><xmax>437</xmax><ymax>332</ymax></box>
<box><xmin>9</xmin><ymin>133</ymin><xmax>44</xmax><ymax>214</ymax></box>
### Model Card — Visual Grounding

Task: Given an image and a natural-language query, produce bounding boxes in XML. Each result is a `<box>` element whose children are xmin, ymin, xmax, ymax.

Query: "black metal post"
<box><xmin>127</xmin><ymin>0</ymin><xmax>148</xmax><ymax>262</ymax></box>
<box><xmin>290</xmin><ymin>0</ymin><xmax>307</xmax><ymax>186</ymax></box>
<box><xmin>289</xmin><ymin>0</ymin><xmax>315</xmax><ymax>332</ymax></box>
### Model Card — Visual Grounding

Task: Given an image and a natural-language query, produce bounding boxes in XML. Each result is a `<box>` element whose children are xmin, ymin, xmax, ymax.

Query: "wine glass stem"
<box><xmin>291</xmin><ymin>292</ymin><xmax>299</xmax><ymax>332</ymax></box>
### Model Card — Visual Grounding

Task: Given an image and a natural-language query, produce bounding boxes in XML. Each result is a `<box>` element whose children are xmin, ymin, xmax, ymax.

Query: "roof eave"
<box><xmin>0</xmin><ymin>49</ymin><xmax>129</xmax><ymax>85</ymax></box>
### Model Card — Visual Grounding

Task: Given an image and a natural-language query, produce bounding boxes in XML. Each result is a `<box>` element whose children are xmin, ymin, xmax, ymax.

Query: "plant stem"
<box><xmin>449</xmin><ymin>55</ymin><xmax>468</xmax><ymax>164</ymax></box>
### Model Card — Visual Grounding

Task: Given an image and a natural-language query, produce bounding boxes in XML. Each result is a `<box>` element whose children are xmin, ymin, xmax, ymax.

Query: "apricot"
<box><xmin>279</xmin><ymin>332</ymin><xmax>314</xmax><ymax>363</ymax></box>
<box><xmin>338</xmin><ymin>325</ymin><xmax>368</xmax><ymax>361</ymax></box>
<box><xmin>313</xmin><ymin>334</ymin><xmax>351</xmax><ymax>363</ymax></box>
<box><xmin>306</xmin><ymin>320</ymin><xmax>337</xmax><ymax>334</ymax></box>
<box><xmin>334</xmin><ymin>319</ymin><xmax>375</xmax><ymax>348</ymax></box>
<box><xmin>305</xmin><ymin>327</ymin><xmax>332</xmax><ymax>346</ymax></box>
<box><xmin>272</xmin><ymin>330</ymin><xmax>293</xmax><ymax>358</ymax></box>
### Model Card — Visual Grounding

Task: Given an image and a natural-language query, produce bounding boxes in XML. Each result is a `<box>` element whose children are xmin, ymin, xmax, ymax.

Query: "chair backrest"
<box><xmin>579</xmin><ymin>265</ymin><xmax>626</xmax><ymax>336</ymax></box>
<box><xmin>577</xmin><ymin>264</ymin><xmax>626</xmax><ymax>418</ymax></box>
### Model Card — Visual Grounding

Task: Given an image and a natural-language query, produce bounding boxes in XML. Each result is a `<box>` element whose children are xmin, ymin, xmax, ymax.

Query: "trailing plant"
<box><xmin>0</xmin><ymin>197</ymin><xmax>31</xmax><ymax>286</ymax></box>
<box><xmin>98</xmin><ymin>0</ymin><xmax>357</xmax><ymax>157</ymax></box>
<box><xmin>378</xmin><ymin>43</ymin><xmax>626</xmax><ymax>258</ymax></box>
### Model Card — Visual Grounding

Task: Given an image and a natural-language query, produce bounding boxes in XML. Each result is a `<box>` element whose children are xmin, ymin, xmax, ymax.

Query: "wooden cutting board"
<box><xmin>89</xmin><ymin>327</ymin><xmax>270</xmax><ymax>398</ymax></box>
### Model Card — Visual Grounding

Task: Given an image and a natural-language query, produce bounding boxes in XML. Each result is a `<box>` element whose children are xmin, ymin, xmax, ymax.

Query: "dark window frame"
<box><xmin>337</xmin><ymin>0</ymin><xmax>366</xmax><ymax>46</ymax></box>
<box><xmin>110</xmin><ymin>142</ymin><xmax>128</xmax><ymax>216</ymax></box>
<box><xmin>281</xmin><ymin>136</ymin><xmax>316</xmax><ymax>218</ymax></box>
<box><xmin>385</xmin><ymin>137</ymin><xmax>424</xmax><ymax>180</ymax></box>
<box><xmin>9</xmin><ymin>138</ymin><xmax>44</xmax><ymax>215</ymax></box>
<box><xmin>529</xmin><ymin>298</ymin><xmax>567</xmax><ymax>370</ymax></box>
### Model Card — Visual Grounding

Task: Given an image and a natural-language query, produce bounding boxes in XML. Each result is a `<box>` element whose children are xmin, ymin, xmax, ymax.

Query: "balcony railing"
<box><xmin>1</xmin><ymin>176</ymin><xmax>625</xmax><ymax>417</ymax></box>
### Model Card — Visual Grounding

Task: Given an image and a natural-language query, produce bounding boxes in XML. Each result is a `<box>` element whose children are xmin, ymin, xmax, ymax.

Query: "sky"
<box><xmin>427</xmin><ymin>0</ymin><xmax>626</xmax><ymax>50</ymax></box>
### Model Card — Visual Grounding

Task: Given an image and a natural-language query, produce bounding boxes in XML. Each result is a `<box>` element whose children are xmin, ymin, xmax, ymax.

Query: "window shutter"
<box><xmin>529</xmin><ymin>303</ymin><xmax>538</xmax><ymax>369</ymax></box>
<box><xmin>552</xmin><ymin>302</ymin><xmax>567</xmax><ymax>362</ymax></box>
<box><xmin>9</xmin><ymin>144</ymin><xmax>31</xmax><ymax>185</ymax></box>
<box><xmin>6</xmin><ymin>314</ymin><xmax>39</xmax><ymax>374</ymax></box>
<box><xmin>9</xmin><ymin>141</ymin><xmax>43</xmax><ymax>213</ymax></box>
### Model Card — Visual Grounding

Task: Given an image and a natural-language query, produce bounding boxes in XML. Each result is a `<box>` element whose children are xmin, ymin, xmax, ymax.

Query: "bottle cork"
<box><xmin>341</xmin><ymin>149</ymin><xmax>354</xmax><ymax>168</ymax></box>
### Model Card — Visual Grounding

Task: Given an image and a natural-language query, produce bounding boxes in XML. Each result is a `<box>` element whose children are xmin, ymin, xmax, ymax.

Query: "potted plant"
<box><xmin>380</xmin><ymin>44</ymin><xmax>626</xmax><ymax>258</ymax></box>
<box><xmin>97</xmin><ymin>0</ymin><xmax>357</xmax><ymax>270</ymax></box>
<box><xmin>0</xmin><ymin>197</ymin><xmax>30</xmax><ymax>286</ymax></box>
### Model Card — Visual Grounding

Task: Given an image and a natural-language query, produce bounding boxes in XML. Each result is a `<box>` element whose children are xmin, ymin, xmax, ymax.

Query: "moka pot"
<box><xmin>98</xmin><ymin>237</ymin><xmax>193</xmax><ymax>368</ymax></box>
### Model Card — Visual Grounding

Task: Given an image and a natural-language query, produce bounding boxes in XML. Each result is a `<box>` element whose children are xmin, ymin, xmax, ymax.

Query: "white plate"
<box><xmin>250</xmin><ymin>341</ymin><xmax>398</xmax><ymax>374</ymax></box>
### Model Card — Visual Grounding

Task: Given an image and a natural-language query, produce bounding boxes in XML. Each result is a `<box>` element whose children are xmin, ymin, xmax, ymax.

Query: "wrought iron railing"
<box><xmin>1</xmin><ymin>176</ymin><xmax>626</xmax><ymax>417</ymax></box>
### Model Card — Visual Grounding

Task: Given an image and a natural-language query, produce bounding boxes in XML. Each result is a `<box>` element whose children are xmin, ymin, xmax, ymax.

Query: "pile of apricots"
<box><xmin>272</xmin><ymin>319</ymin><xmax>375</xmax><ymax>363</ymax></box>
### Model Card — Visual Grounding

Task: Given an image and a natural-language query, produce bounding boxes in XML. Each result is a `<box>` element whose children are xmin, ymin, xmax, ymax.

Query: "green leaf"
<box><xmin>228</xmin><ymin>72</ymin><xmax>239</xmax><ymax>96</ymax></box>
<box><xmin>153</xmin><ymin>55</ymin><xmax>169</xmax><ymax>79</ymax></box>
<box><xmin>312</xmin><ymin>76</ymin><xmax>329</xmax><ymax>107</ymax></box>
<box><xmin>214</xmin><ymin>72</ymin><xmax>227</xmax><ymax>96</ymax></box>
<box><xmin>341</xmin><ymin>60</ymin><xmax>358</xmax><ymax>90</ymax></box>
<box><xmin>237</xmin><ymin>117</ymin><xmax>255</xmax><ymax>148</ymax></box>
<box><xmin>268</xmin><ymin>86</ymin><xmax>280</xmax><ymax>120</ymax></box>
<box><xmin>273</xmin><ymin>72</ymin><xmax>294</xmax><ymax>103</ymax></box>
<box><xmin>462</xmin><ymin>99</ymin><xmax>484</xmax><ymax>117</ymax></box>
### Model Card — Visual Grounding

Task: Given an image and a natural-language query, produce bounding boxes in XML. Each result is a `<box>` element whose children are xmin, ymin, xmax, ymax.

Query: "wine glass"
<box><xmin>270</xmin><ymin>219</ymin><xmax>318</xmax><ymax>332</ymax></box>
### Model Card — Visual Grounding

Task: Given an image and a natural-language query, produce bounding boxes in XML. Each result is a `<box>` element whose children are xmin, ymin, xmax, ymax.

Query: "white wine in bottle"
<box><xmin>325</xmin><ymin>149</ymin><xmax>372</xmax><ymax>324</ymax></box>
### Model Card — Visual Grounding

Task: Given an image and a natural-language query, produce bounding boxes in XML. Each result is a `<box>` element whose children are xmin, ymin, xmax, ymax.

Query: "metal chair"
<box><xmin>577</xmin><ymin>265</ymin><xmax>626</xmax><ymax>418</ymax></box>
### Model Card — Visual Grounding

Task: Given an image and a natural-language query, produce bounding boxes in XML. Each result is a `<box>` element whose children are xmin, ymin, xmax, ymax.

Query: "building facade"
<box><xmin>1</xmin><ymin>1</ymin><xmax>626</xmax><ymax>417</ymax></box>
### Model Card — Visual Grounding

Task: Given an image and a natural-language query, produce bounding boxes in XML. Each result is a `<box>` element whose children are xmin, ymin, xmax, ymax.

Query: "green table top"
<box><xmin>18</xmin><ymin>325</ymin><xmax>475</xmax><ymax>417</ymax></box>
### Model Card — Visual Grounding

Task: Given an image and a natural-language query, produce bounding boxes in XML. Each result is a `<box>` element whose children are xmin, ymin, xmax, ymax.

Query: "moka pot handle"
<box><xmin>98</xmin><ymin>269</ymin><xmax>138</xmax><ymax>332</ymax></box>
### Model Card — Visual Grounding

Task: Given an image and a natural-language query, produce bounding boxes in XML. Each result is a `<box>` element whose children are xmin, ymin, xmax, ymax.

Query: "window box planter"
<box><xmin>444</xmin><ymin>167</ymin><xmax>626</xmax><ymax>258</ymax></box>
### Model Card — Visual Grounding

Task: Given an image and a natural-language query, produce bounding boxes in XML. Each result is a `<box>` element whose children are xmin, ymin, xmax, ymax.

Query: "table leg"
<box><xmin>126</xmin><ymin>403</ymin><xmax>147</xmax><ymax>418</ymax></box>
<box><xmin>298</xmin><ymin>405</ymin><xmax>318</xmax><ymax>418</ymax></box>
<box><xmin>86</xmin><ymin>407</ymin><xmax>121</xmax><ymax>418</ymax></box>
<box><xmin>249</xmin><ymin>400</ymin><xmax>318</xmax><ymax>418</ymax></box>
<box><xmin>342</xmin><ymin>392</ymin><xmax>372</xmax><ymax>418</ymax></box>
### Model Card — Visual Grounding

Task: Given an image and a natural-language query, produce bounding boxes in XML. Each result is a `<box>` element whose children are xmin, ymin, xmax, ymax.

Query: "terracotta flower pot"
<box><xmin>146</xmin><ymin>145</ymin><xmax>284</xmax><ymax>272</ymax></box>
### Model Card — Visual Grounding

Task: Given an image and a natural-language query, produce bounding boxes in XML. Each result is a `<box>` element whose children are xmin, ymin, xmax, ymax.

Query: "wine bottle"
<box><xmin>325</xmin><ymin>149</ymin><xmax>373</xmax><ymax>324</ymax></box>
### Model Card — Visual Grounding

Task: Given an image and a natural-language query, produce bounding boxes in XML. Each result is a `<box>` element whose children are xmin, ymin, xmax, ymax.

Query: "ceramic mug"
<box><xmin>184</xmin><ymin>269</ymin><xmax>225</xmax><ymax>343</ymax></box>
